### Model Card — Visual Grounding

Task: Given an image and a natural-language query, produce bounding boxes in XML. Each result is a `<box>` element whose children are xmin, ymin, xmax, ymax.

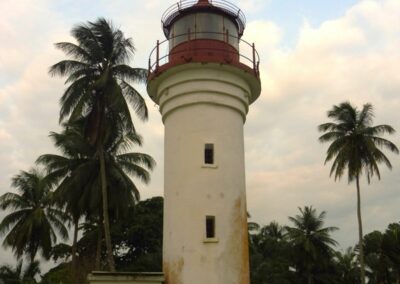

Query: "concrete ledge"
<box><xmin>87</xmin><ymin>271</ymin><xmax>164</xmax><ymax>284</ymax></box>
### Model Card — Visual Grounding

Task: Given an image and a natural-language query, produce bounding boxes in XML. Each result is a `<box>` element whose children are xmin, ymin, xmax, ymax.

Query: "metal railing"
<box><xmin>148</xmin><ymin>31</ymin><xmax>260</xmax><ymax>76</ymax></box>
<box><xmin>162</xmin><ymin>0</ymin><xmax>246</xmax><ymax>36</ymax></box>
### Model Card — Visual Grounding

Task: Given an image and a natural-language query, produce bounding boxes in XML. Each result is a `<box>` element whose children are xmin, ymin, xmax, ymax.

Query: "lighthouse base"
<box><xmin>87</xmin><ymin>271</ymin><xmax>164</xmax><ymax>284</ymax></box>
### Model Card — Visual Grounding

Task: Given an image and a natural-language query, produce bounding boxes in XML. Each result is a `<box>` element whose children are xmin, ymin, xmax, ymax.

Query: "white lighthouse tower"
<box><xmin>147</xmin><ymin>1</ymin><xmax>261</xmax><ymax>283</ymax></box>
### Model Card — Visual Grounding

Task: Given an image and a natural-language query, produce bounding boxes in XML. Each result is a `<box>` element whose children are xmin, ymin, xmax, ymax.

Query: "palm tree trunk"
<box><xmin>99</xmin><ymin>145</ymin><xmax>116</xmax><ymax>271</ymax></box>
<box><xmin>71</xmin><ymin>218</ymin><xmax>79</xmax><ymax>282</ymax></box>
<box><xmin>95</xmin><ymin>218</ymin><xmax>102</xmax><ymax>270</ymax></box>
<box><xmin>356</xmin><ymin>175</ymin><xmax>366</xmax><ymax>284</ymax></box>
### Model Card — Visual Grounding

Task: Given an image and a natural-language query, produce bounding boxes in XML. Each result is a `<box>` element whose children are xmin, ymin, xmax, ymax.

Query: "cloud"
<box><xmin>244</xmin><ymin>0</ymin><xmax>400</xmax><ymax>248</ymax></box>
<box><xmin>236</xmin><ymin>0</ymin><xmax>271</xmax><ymax>14</ymax></box>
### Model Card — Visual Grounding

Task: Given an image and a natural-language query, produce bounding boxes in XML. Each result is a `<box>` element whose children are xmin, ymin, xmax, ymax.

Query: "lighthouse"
<box><xmin>147</xmin><ymin>0</ymin><xmax>261</xmax><ymax>283</ymax></box>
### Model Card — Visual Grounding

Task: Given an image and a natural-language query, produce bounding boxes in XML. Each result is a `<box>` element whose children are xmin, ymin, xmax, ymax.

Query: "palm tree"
<box><xmin>0</xmin><ymin>169</ymin><xmax>68</xmax><ymax>263</ymax></box>
<box><xmin>285</xmin><ymin>206</ymin><xmax>338</xmax><ymax>284</ymax></box>
<box><xmin>318</xmin><ymin>102</ymin><xmax>399</xmax><ymax>284</ymax></box>
<box><xmin>37</xmin><ymin>122</ymin><xmax>155</xmax><ymax>272</ymax></box>
<box><xmin>49</xmin><ymin>18</ymin><xmax>148</xmax><ymax>271</ymax></box>
<box><xmin>260</xmin><ymin>221</ymin><xmax>286</xmax><ymax>241</ymax></box>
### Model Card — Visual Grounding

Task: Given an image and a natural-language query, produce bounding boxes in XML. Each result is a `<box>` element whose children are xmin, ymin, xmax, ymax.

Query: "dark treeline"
<box><xmin>1</xmin><ymin>196</ymin><xmax>400</xmax><ymax>283</ymax></box>
<box><xmin>249</xmin><ymin>207</ymin><xmax>400</xmax><ymax>284</ymax></box>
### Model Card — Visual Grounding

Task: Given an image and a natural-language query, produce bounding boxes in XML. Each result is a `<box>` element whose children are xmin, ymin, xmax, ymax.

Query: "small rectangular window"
<box><xmin>206</xmin><ymin>216</ymin><xmax>215</xmax><ymax>238</ymax></box>
<box><xmin>204</xmin><ymin>144</ymin><xmax>214</xmax><ymax>164</ymax></box>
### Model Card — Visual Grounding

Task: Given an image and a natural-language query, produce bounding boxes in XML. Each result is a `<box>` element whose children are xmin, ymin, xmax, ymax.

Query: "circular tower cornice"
<box><xmin>147</xmin><ymin>62</ymin><xmax>261</xmax><ymax>114</ymax></box>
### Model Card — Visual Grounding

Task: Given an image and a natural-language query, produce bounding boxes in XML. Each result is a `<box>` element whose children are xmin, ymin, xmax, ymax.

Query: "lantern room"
<box><xmin>148</xmin><ymin>0</ymin><xmax>260</xmax><ymax>81</ymax></box>
<box><xmin>164</xmin><ymin>0</ymin><xmax>244</xmax><ymax>50</ymax></box>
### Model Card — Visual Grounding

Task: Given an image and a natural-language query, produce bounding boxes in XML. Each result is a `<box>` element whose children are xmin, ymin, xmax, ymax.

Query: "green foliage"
<box><xmin>39</xmin><ymin>263</ymin><xmax>72</xmax><ymax>284</ymax></box>
<box><xmin>334</xmin><ymin>247</ymin><xmax>360</xmax><ymax>284</ymax></box>
<box><xmin>249</xmin><ymin>222</ymin><xmax>293</xmax><ymax>284</ymax></box>
<box><xmin>249</xmin><ymin>217</ymin><xmax>400</xmax><ymax>284</ymax></box>
<box><xmin>363</xmin><ymin>226</ymin><xmax>400</xmax><ymax>284</ymax></box>
<box><xmin>112</xmin><ymin>197</ymin><xmax>163</xmax><ymax>272</ymax></box>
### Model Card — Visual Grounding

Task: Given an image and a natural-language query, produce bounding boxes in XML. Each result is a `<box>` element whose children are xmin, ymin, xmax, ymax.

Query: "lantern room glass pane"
<box><xmin>170</xmin><ymin>14</ymin><xmax>195</xmax><ymax>49</ymax></box>
<box><xmin>224</xmin><ymin>18</ymin><xmax>239</xmax><ymax>49</ymax></box>
<box><xmin>169</xmin><ymin>12</ymin><xmax>240</xmax><ymax>50</ymax></box>
<box><xmin>196</xmin><ymin>13</ymin><xmax>223</xmax><ymax>41</ymax></box>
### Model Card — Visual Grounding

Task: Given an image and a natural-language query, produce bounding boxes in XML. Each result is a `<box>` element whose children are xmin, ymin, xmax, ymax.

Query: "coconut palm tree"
<box><xmin>37</xmin><ymin>121</ymin><xmax>155</xmax><ymax>272</ymax></box>
<box><xmin>285</xmin><ymin>206</ymin><xmax>338</xmax><ymax>284</ymax></box>
<box><xmin>260</xmin><ymin>221</ymin><xmax>286</xmax><ymax>241</ymax></box>
<box><xmin>0</xmin><ymin>169</ymin><xmax>68</xmax><ymax>263</ymax></box>
<box><xmin>49</xmin><ymin>18</ymin><xmax>148</xmax><ymax>270</ymax></box>
<box><xmin>318</xmin><ymin>102</ymin><xmax>399</xmax><ymax>284</ymax></box>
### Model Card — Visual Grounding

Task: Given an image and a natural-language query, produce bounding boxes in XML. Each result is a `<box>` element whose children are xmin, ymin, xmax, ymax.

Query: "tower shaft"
<box><xmin>147</xmin><ymin>1</ymin><xmax>261</xmax><ymax>282</ymax></box>
<box><xmin>151</xmin><ymin>64</ymin><xmax>252</xmax><ymax>284</ymax></box>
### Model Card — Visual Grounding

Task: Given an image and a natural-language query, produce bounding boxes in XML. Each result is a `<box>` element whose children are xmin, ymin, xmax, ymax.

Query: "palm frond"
<box><xmin>120</xmin><ymin>80</ymin><xmax>148</xmax><ymax>121</ymax></box>
<box><xmin>49</xmin><ymin>60</ymin><xmax>89</xmax><ymax>78</ymax></box>
<box><xmin>59</xmin><ymin>77</ymin><xmax>91</xmax><ymax>122</ymax></box>
<box><xmin>0</xmin><ymin>193</ymin><xmax>29</xmax><ymax>210</ymax></box>
<box><xmin>0</xmin><ymin>210</ymin><xmax>29</xmax><ymax>236</ymax></box>
<box><xmin>116</xmin><ymin>153</ymin><xmax>156</xmax><ymax>171</ymax></box>
<box><xmin>112</xmin><ymin>65</ymin><xmax>147</xmax><ymax>83</ymax></box>
<box><xmin>54</xmin><ymin>42</ymin><xmax>93</xmax><ymax>63</ymax></box>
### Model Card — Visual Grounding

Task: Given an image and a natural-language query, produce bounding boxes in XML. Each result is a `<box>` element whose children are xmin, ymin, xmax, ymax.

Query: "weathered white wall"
<box><xmin>148</xmin><ymin>63</ymin><xmax>260</xmax><ymax>284</ymax></box>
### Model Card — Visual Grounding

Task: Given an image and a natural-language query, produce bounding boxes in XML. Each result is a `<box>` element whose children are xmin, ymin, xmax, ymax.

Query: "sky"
<box><xmin>0</xmin><ymin>0</ymin><xmax>399</xmax><ymax>271</ymax></box>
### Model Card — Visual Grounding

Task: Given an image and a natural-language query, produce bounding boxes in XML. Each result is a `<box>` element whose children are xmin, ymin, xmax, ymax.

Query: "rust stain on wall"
<box><xmin>164</xmin><ymin>258</ymin><xmax>184</xmax><ymax>284</ymax></box>
<box><xmin>232</xmin><ymin>196</ymin><xmax>250</xmax><ymax>284</ymax></box>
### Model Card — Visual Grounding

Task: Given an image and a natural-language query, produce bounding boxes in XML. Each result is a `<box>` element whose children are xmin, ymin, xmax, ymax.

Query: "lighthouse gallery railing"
<box><xmin>148</xmin><ymin>32</ymin><xmax>260</xmax><ymax>76</ymax></box>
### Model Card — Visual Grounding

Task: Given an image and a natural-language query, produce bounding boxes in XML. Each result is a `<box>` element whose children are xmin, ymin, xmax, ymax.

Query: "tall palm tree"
<box><xmin>37</xmin><ymin>122</ymin><xmax>155</xmax><ymax>272</ymax></box>
<box><xmin>0</xmin><ymin>169</ymin><xmax>68</xmax><ymax>263</ymax></box>
<box><xmin>318</xmin><ymin>102</ymin><xmax>399</xmax><ymax>284</ymax></box>
<box><xmin>49</xmin><ymin>18</ymin><xmax>148</xmax><ymax>271</ymax></box>
<box><xmin>285</xmin><ymin>206</ymin><xmax>338</xmax><ymax>284</ymax></box>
